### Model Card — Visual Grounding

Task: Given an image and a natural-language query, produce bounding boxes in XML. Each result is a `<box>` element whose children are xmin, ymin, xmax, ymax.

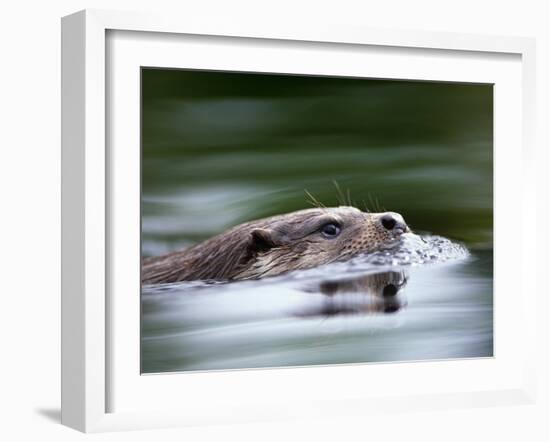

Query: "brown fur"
<box><xmin>142</xmin><ymin>206</ymin><xmax>409</xmax><ymax>284</ymax></box>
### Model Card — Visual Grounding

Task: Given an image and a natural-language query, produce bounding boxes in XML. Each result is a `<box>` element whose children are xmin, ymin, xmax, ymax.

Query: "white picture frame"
<box><xmin>61</xmin><ymin>9</ymin><xmax>537</xmax><ymax>433</ymax></box>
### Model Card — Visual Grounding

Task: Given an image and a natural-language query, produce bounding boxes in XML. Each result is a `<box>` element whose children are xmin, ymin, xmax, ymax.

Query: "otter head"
<box><xmin>141</xmin><ymin>206</ymin><xmax>411</xmax><ymax>283</ymax></box>
<box><xmin>233</xmin><ymin>206</ymin><xmax>410</xmax><ymax>280</ymax></box>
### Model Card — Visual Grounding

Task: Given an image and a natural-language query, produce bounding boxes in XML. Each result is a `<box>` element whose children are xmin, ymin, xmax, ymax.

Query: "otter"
<box><xmin>141</xmin><ymin>206</ymin><xmax>409</xmax><ymax>284</ymax></box>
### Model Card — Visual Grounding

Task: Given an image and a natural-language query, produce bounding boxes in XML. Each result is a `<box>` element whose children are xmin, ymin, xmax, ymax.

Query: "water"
<box><xmin>141</xmin><ymin>69</ymin><xmax>493</xmax><ymax>373</ymax></box>
<box><xmin>141</xmin><ymin>235</ymin><xmax>492</xmax><ymax>373</ymax></box>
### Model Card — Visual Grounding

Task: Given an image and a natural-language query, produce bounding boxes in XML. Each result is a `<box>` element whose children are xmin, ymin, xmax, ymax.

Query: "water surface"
<box><xmin>141</xmin><ymin>235</ymin><xmax>492</xmax><ymax>373</ymax></box>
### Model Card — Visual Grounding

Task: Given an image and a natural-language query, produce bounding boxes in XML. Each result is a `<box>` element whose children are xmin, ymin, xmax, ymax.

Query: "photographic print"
<box><xmin>140</xmin><ymin>68</ymin><xmax>493</xmax><ymax>374</ymax></box>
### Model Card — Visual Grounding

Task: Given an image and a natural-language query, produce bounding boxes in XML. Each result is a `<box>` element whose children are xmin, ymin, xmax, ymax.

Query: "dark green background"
<box><xmin>141</xmin><ymin>68</ymin><xmax>492</xmax><ymax>256</ymax></box>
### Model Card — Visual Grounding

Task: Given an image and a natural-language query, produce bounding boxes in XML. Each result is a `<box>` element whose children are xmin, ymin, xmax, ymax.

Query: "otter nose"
<box><xmin>379</xmin><ymin>213</ymin><xmax>408</xmax><ymax>234</ymax></box>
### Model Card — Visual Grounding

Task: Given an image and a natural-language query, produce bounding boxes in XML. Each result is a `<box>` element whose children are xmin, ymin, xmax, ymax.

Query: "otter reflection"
<box><xmin>299</xmin><ymin>271</ymin><xmax>408</xmax><ymax>317</ymax></box>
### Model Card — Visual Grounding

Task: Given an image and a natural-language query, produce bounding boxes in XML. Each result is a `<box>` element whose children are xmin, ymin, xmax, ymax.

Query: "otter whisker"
<box><xmin>304</xmin><ymin>189</ymin><xmax>325</xmax><ymax>208</ymax></box>
<box><xmin>375</xmin><ymin>196</ymin><xmax>382</xmax><ymax>213</ymax></box>
<box><xmin>367</xmin><ymin>193</ymin><xmax>376</xmax><ymax>212</ymax></box>
<box><xmin>346</xmin><ymin>188</ymin><xmax>353</xmax><ymax>207</ymax></box>
<box><xmin>366</xmin><ymin>194</ymin><xmax>385</xmax><ymax>213</ymax></box>
<box><xmin>333</xmin><ymin>180</ymin><xmax>347</xmax><ymax>206</ymax></box>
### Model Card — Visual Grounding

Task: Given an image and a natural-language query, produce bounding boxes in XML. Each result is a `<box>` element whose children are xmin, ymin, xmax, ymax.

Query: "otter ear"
<box><xmin>250</xmin><ymin>228</ymin><xmax>281</xmax><ymax>251</ymax></box>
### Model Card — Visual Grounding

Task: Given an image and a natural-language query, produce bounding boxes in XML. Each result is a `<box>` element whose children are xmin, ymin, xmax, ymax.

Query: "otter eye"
<box><xmin>320</xmin><ymin>223</ymin><xmax>341</xmax><ymax>238</ymax></box>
